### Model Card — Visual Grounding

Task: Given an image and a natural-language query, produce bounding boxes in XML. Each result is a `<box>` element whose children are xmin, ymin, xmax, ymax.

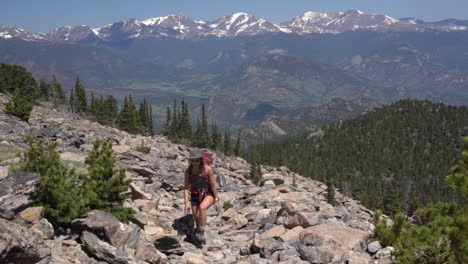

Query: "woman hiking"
<box><xmin>184</xmin><ymin>150</ymin><xmax>220</xmax><ymax>244</ymax></box>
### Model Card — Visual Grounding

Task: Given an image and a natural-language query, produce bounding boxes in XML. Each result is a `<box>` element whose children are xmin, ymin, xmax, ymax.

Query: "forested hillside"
<box><xmin>246</xmin><ymin>99</ymin><xmax>468</xmax><ymax>215</ymax></box>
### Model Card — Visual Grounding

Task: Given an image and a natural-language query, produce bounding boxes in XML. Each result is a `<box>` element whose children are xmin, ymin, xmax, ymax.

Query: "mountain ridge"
<box><xmin>2</xmin><ymin>10</ymin><xmax>467</xmax><ymax>43</ymax></box>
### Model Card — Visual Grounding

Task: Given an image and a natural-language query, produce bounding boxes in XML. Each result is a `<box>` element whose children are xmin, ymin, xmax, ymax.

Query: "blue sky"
<box><xmin>4</xmin><ymin>0</ymin><xmax>468</xmax><ymax>33</ymax></box>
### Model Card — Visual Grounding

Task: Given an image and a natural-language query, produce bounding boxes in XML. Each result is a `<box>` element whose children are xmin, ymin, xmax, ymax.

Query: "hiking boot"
<box><xmin>195</xmin><ymin>228</ymin><xmax>206</xmax><ymax>244</ymax></box>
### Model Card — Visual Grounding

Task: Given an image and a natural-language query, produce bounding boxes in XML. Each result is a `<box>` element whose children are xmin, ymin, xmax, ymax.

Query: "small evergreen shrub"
<box><xmin>326</xmin><ymin>180</ymin><xmax>338</xmax><ymax>206</ymax></box>
<box><xmin>5</xmin><ymin>88</ymin><xmax>33</xmax><ymax>121</ymax></box>
<box><xmin>135</xmin><ymin>145</ymin><xmax>151</xmax><ymax>154</ymax></box>
<box><xmin>260</xmin><ymin>200</ymin><xmax>269</xmax><ymax>208</ymax></box>
<box><xmin>223</xmin><ymin>201</ymin><xmax>233</xmax><ymax>211</ymax></box>
<box><xmin>83</xmin><ymin>140</ymin><xmax>135</xmax><ymax>221</ymax></box>
<box><xmin>15</xmin><ymin>136</ymin><xmax>85</xmax><ymax>224</ymax></box>
<box><xmin>14</xmin><ymin>137</ymin><xmax>135</xmax><ymax>224</ymax></box>
<box><xmin>165</xmin><ymin>154</ymin><xmax>178</xmax><ymax>160</ymax></box>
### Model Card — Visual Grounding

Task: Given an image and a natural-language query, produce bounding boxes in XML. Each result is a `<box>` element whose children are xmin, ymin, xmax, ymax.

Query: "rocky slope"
<box><xmin>0</xmin><ymin>93</ymin><xmax>394</xmax><ymax>263</ymax></box>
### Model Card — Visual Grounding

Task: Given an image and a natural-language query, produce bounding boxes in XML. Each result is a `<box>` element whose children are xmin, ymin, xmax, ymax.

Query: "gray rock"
<box><xmin>37</xmin><ymin>127</ymin><xmax>59</xmax><ymax>138</ymax></box>
<box><xmin>0</xmin><ymin>194</ymin><xmax>32</xmax><ymax>213</ymax></box>
<box><xmin>260</xmin><ymin>238</ymin><xmax>284</xmax><ymax>258</ymax></box>
<box><xmin>276</xmin><ymin>201</ymin><xmax>320</xmax><ymax>228</ymax></box>
<box><xmin>153</xmin><ymin>235</ymin><xmax>183</xmax><ymax>256</ymax></box>
<box><xmin>30</xmin><ymin>218</ymin><xmax>54</xmax><ymax>240</ymax></box>
<box><xmin>341</xmin><ymin>250</ymin><xmax>372</xmax><ymax>264</ymax></box>
<box><xmin>135</xmin><ymin>240</ymin><xmax>162</xmax><ymax>264</ymax></box>
<box><xmin>375</xmin><ymin>246</ymin><xmax>395</xmax><ymax>259</ymax></box>
<box><xmin>72</xmin><ymin>210</ymin><xmax>141</xmax><ymax>251</ymax></box>
<box><xmin>0</xmin><ymin>218</ymin><xmax>51</xmax><ymax>264</ymax></box>
<box><xmin>279</xmin><ymin>248</ymin><xmax>300</xmax><ymax>261</ymax></box>
<box><xmin>259</xmin><ymin>175</ymin><xmax>284</xmax><ymax>187</ymax></box>
<box><xmin>296</xmin><ymin>245</ymin><xmax>333</xmax><ymax>263</ymax></box>
<box><xmin>367</xmin><ymin>241</ymin><xmax>382</xmax><ymax>254</ymax></box>
<box><xmin>0</xmin><ymin>172</ymin><xmax>38</xmax><ymax>197</ymax></box>
<box><xmin>81</xmin><ymin>231</ymin><xmax>138</xmax><ymax>264</ymax></box>
<box><xmin>0</xmin><ymin>208</ymin><xmax>15</xmax><ymax>220</ymax></box>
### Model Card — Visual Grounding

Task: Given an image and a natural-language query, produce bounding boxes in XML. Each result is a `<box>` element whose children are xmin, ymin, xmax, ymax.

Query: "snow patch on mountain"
<box><xmin>2</xmin><ymin>10</ymin><xmax>468</xmax><ymax>42</ymax></box>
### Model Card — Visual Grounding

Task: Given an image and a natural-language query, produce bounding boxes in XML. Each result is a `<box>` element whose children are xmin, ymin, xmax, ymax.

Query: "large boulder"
<box><xmin>81</xmin><ymin>231</ymin><xmax>139</xmax><ymax>264</ymax></box>
<box><xmin>135</xmin><ymin>240</ymin><xmax>162</xmax><ymax>264</ymax></box>
<box><xmin>296</xmin><ymin>245</ymin><xmax>333</xmax><ymax>263</ymax></box>
<box><xmin>153</xmin><ymin>234</ymin><xmax>183</xmax><ymax>256</ymax></box>
<box><xmin>250</xmin><ymin>233</ymin><xmax>285</xmax><ymax>258</ymax></box>
<box><xmin>0</xmin><ymin>194</ymin><xmax>32</xmax><ymax>213</ymax></box>
<box><xmin>0</xmin><ymin>171</ymin><xmax>38</xmax><ymax>197</ymax></box>
<box><xmin>0</xmin><ymin>218</ymin><xmax>51</xmax><ymax>263</ymax></box>
<box><xmin>276</xmin><ymin>201</ymin><xmax>320</xmax><ymax>228</ymax></box>
<box><xmin>72</xmin><ymin>210</ymin><xmax>140</xmax><ymax>251</ymax></box>
<box><xmin>299</xmin><ymin>224</ymin><xmax>371</xmax><ymax>262</ymax></box>
<box><xmin>259</xmin><ymin>174</ymin><xmax>285</xmax><ymax>187</ymax></box>
<box><xmin>30</xmin><ymin>218</ymin><xmax>54</xmax><ymax>240</ymax></box>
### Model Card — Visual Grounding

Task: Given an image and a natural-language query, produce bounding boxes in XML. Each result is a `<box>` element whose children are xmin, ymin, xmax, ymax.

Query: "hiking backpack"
<box><xmin>202</xmin><ymin>152</ymin><xmax>226</xmax><ymax>189</ymax></box>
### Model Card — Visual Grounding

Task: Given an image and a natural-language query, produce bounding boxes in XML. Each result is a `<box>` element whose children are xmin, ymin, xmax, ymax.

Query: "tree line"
<box><xmin>244</xmin><ymin>99</ymin><xmax>468</xmax><ymax>216</ymax></box>
<box><xmin>1</xmin><ymin>62</ymin><xmax>243</xmax><ymax>158</ymax></box>
<box><xmin>1</xmin><ymin>63</ymin><xmax>154</xmax><ymax>135</ymax></box>
<box><xmin>373</xmin><ymin>136</ymin><xmax>467</xmax><ymax>264</ymax></box>
<box><xmin>162</xmin><ymin>99</ymin><xmax>242</xmax><ymax>157</ymax></box>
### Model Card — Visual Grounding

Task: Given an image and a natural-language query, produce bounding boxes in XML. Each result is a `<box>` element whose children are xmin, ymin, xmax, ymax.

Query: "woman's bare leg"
<box><xmin>199</xmin><ymin>196</ymin><xmax>214</xmax><ymax>227</ymax></box>
<box><xmin>191</xmin><ymin>205</ymin><xmax>201</xmax><ymax>229</ymax></box>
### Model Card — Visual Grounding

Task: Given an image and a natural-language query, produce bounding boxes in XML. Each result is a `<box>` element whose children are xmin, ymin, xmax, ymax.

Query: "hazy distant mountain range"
<box><xmin>1</xmin><ymin>10</ymin><xmax>468</xmax><ymax>130</ymax></box>
<box><xmin>1</xmin><ymin>10</ymin><xmax>468</xmax><ymax>43</ymax></box>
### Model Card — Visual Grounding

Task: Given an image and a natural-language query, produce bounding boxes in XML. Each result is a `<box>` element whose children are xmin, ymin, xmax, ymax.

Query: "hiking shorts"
<box><xmin>190</xmin><ymin>192</ymin><xmax>213</xmax><ymax>206</ymax></box>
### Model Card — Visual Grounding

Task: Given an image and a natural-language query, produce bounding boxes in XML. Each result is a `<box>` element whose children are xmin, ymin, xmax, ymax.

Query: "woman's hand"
<box><xmin>214</xmin><ymin>201</ymin><xmax>220</xmax><ymax>212</ymax></box>
<box><xmin>184</xmin><ymin>203</ymin><xmax>191</xmax><ymax>214</ymax></box>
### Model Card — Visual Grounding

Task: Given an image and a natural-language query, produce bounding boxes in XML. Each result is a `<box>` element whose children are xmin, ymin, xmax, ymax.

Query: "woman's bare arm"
<box><xmin>184</xmin><ymin>169</ymin><xmax>191</xmax><ymax>205</ymax></box>
<box><xmin>206</xmin><ymin>166</ymin><xmax>219</xmax><ymax>200</ymax></box>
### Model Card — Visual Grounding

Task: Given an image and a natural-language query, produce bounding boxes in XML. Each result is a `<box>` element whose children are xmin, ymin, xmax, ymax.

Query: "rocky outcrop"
<box><xmin>0</xmin><ymin>93</ymin><xmax>394</xmax><ymax>263</ymax></box>
<box><xmin>0</xmin><ymin>219</ymin><xmax>51</xmax><ymax>263</ymax></box>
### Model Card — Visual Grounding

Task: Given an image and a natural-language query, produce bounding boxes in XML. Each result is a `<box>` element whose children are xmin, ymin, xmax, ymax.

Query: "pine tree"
<box><xmin>180</xmin><ymin>99</ymin><xmax>192</xmax><ymax>139</ymax></box>
<box><xmin>5</xmin><ymin>88</ymin><xmax>33</xmax><ymax>121</ymax></box>
<box><xmin>446</xmin><ymin>137</ymin><xmax>468</xmax><ymax>263</ymax></box>
<box><xmin>116</xmin><ymin>95</ymin><xmax>142</xmax><ymax>135</ymax></box>
<box><xmin>383</xmin><ymin>180</ymin><xmax>401</xmax><ymax>217</ymax></box>
<box><xmin>163</xmin><ymin>106</ymin><xmax>171</xmax><ymax>136</ymax></box>
<box><xmin>200</xmin><ymin>104</ymin><xmax>210</xmax><ymax>147</ymax></box>
<box><xmin>103</xmin><ymin>95</ymin><xmax>118</xmax><ymax>126</ymax></box>
<box><xmin>73</xmin><ymin>76</ymin><xmax>87</xmax><ymax>114</ymax></box>
<box><xmin>0</xmin><ymin>63</ymin><xmax>38</xmax><ymax>100</ymax></box>
<box><xmin>248</xmin><ymin>147</ymin><xmax>262</xmax><ymax>184</ymax></box>
<box><xmin>223</xmin><ymin>129</ymin><xmax>232</xmax><ymax>156</ymax></box>
<box><xmin>38</xmin><ymin>78</ymin><xmax>51</xmax><ymax>101</ymax></box>
<box><xmin>170</xmin><ymin>99</ymin><xmax>179</xmax><ymax>139</ymax></box>
<box><xmin>51</xmin><ymin>75</ymin><xmax>66</xmax><ymax>107</ymax></box>
<box><xmin>148</xmin><ymin>103</ymin><xmax>154</xmax><ymax>136</ymax></box>
<box><xmin>138</xmin><ymin>98</ymin><xmax>154</xmax><ymax>136</ymax></box>
<box><xmin>235</xmin><ymin>129</ymin><xmax>242</xmax><ymax>156</ymax></box>
<box><xmin>15</xmin><ymin>136</ymin><xmax>85</xmax><ymax>224</ymax></box>
<box><xmin>88</xmin><ymin>92</ymin><xmax>98</xmax><ymax>120</ymax></box>
<box><xmin>326</xmin><ymin>179</ymin><xmax>338</xmax><ymax>206</ymax></box>
<box><xmin>83</xmin><ymin>140</ymin><xmax>135</xmax><ymax>221</ymax></box>
<box><xmin>69</xmin><ymin>89</ymin><xmax>75</xmax><ymax>112</ymax></box>
<box><xmin>211</xmin><ymin>122</ymin><xmax>221</xmax><ymax>150</ymax></box>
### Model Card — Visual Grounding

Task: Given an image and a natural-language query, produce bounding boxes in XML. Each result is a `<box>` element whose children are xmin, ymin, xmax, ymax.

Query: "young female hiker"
<box><xmin>184</xmin><ymin>150</ymin><xmax>220</xmax><ymax>243</ymax></box>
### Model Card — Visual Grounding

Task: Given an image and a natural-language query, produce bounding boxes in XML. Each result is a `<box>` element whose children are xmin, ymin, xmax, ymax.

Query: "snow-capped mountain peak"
<box><xmin>0</xmin><ymin>26</ymin><xmax>46</xmax><ymax>41</ymax></box>
<box><xmin>2</xmin><ymin>10</ymin><xmax>467</xmax><ymax>42</ymax></box>
<box><xmin>208</xmin><ymin>12</ymin><xmax>284</xmax><ymax>36</ymax></box>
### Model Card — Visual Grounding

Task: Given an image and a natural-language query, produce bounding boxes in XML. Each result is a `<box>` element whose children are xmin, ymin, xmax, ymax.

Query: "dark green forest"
<box><xmin>245</xmin><ymin>100</ymin><xmax>468</xmax><ymax>215</ymax></box>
